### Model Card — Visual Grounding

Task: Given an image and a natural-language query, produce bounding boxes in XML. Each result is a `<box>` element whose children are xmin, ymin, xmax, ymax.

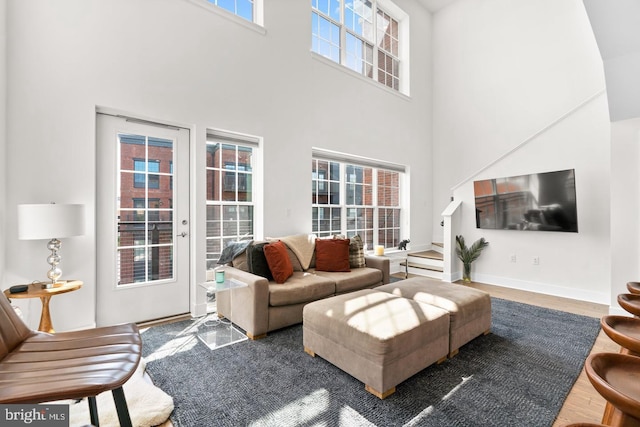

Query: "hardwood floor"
<box><xmin>396</xmin><ymin>275</ymin><xmax>618</xmax><ymax>426</ymax></box>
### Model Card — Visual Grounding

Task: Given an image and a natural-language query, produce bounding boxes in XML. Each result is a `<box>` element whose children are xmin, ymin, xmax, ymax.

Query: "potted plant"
<box><xmin>455</xmin><ymin>235</ymin><xmax>489</xmax><ymax>283</ymax></box>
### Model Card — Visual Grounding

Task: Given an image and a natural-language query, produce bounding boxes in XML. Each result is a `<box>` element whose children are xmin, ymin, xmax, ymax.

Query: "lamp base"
<box><xmin>45</xmin><ymin>238</ymin><xmax>63</xmax><ymax>288</ymax></box>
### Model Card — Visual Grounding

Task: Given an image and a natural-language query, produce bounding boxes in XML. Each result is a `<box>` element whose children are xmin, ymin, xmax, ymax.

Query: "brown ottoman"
<box><xmin>376</xmin><ymin>277</ymin><xmax>491</xmax><ymax>357</ymax></box>
<box><xmin>303</xmin><ymin>289</ymin><xmax>450</xmax><ymax>399</ymax></box>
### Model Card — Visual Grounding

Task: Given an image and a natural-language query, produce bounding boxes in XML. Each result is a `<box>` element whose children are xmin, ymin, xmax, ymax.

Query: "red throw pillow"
<box><xmin>263</xmin><ymin>241</ymin><xmax>294</xmax><ymax>284</ymax></box>
<box><xmin>315</xmin><ymin>238</ymin><xmax>351</xmax><ymax>272</ymax></box>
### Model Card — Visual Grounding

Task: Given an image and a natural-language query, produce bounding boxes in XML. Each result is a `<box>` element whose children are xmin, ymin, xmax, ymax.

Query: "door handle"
<box><xmin>176</xmin><ymin>232</ymin><xmax>188</xmax><ymax>238</ymax></box>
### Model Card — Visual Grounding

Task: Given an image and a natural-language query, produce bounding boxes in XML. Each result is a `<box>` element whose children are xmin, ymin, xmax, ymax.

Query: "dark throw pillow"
<box><xmin>315</xmin><ymin>238</ymin><xmax>351</xmax><ymax>272</ymax></box>
<box><xmin>246</xmin><ymin>242</ymin><xmax>274</xmax><ymax>281</ymax></box>
<box><xmin>263</xmin><ymin>241</ymin><xmax>294</xmax><ymax>284</ymax></box>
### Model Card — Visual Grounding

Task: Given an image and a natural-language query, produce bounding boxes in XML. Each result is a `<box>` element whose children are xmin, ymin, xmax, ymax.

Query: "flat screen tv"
<box><xmin>474</xmin><ymin>169</ymin><xmax>578</xmax><ymax>232</ymax></box>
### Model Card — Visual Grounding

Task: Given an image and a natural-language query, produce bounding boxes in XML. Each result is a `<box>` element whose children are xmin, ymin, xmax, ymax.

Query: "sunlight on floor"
<box><xmin>245</xmin><ymin>376</ymin><xmax>474</xmax><ymax>426</ymax></box>
<box><xmin>404</xmin><ymin>375</ymin><xmax>473</xmax><ymax>426</ymax></box>
<box><xmin>338</xmin><ymin>405</ymin><xmax>377</xmax><ymax>426</ymax></box>
<box><xmin>442</xmin><ymin>375</ymin><xmax>473</xmax><ymax>400</ymax></box>
<box><xmin>141</xmin><ymin>320</ymin><xmax>204</xmax><ymax>362</ymax></box>
<box><xmin>249</xmin><ymin>389</ymin><xmax>330</xmax><ymax>426</ymax></box>
<box><xmin>144</xmin><ymin>335</ymin><xmax>199</xmax><ymax>363</ymax></box>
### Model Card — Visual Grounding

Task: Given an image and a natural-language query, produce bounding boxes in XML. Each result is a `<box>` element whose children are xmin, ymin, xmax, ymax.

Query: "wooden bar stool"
<box><xmin>585</xmin><ymin>353</ymin><xmax>640</xmax><ymax>427</ymax></box>
<box><xmin>628</xmin><ymin>282</ymin><xmax>640</xmax><ymax>295</ymax></box>
<box><xmin>601</xmin><ymin>315</ymin><xmax>640</xmax><ymax>356</ymax></box>
<box><xmin>618</xmin><ymin>294</ymin><xmax>640</xmax><ymax>317</ymax></box>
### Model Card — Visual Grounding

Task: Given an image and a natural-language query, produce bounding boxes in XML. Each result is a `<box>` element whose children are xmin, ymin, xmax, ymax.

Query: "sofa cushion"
<box><xmin>231</xmin><ymin>251</ymin><xmax>249</xmax><ymax>272</ymax></box>
<box><xmin>285</xmin><ymin>246</ymin><xmax>304</xmax><ymax>271</ymax></box>
<box><xmin>315</xmin><ymin>238</ymin><xmax>350</xmax><ymax>272</ymax></box>
<box><xmin>268</xmin><ymin>272</ymin><xmax>335</xmax><ymax>307</ymax></box>
<box><xmin>264</xmin><ymin>241</ymin><xmax>294</xmax><ymax>284</ymax></box>
<box><xmin>314</xmin><ymin>267</ymin><xmax>383</xmax><ymax>294</ymax></box>
<box><xmin>247</xmin><ymin>242</ymin><xmax>273</xmax><ymax>282</ymax></box>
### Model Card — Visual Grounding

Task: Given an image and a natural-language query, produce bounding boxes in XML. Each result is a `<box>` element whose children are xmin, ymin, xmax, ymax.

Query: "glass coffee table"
<box><xmin>197</xmin><ymin>279</ymin><xmax>248</xmax><ymax>350</ymax></box>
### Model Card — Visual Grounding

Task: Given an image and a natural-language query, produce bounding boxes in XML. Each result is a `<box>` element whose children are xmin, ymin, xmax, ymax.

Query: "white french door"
<box><xmin>96</xmin><ymin>113</ymin><xmax>190</xmax><ymax>326</ymax></box>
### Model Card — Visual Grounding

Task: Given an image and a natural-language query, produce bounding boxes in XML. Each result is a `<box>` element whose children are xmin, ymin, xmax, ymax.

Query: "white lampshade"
<box><xmin>18</xmin><ymin>203</ymin><xmax>85</xmax><ymax>240</ymax></box>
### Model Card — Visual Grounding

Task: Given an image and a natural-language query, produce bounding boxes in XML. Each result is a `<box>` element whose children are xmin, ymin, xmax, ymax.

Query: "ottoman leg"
<box><xmin>365</xmin><ymin>385</ymin><xmax>396</xmax><ymax>399</ymax></box>
<box><xmin>304</xmin><ymin>347</ymin><xmax>316</xmax><ymax>357</ymax></box>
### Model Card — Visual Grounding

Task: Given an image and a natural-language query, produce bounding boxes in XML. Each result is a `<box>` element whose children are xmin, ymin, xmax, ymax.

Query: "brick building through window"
<box><xmin>118</xmin><ymin>134</ymin><xmax>174</xmax><ymax>284</ymax></box>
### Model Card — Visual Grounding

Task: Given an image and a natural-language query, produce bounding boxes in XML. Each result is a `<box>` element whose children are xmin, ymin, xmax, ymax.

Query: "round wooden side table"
<box><xmin>3</xmin><ymin>280</ymin><xmax>83</xmax><ymax>333</ymax></box>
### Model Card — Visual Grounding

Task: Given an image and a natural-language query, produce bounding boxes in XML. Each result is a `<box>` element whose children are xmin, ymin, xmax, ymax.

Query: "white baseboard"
<box><xmin>472</xmin><ymin>272</ymin><xmax>610</xmax><ymax>305</ymax></box>
<box><xmin>608</xmin><ymin>306</ymin><xmax>630</xmax><ymax>316</ymax></box>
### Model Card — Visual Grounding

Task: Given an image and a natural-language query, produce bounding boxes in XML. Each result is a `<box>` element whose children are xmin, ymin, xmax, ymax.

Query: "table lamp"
<box><xmin>18</xmin><ymin>203</ymin><xmax>85</xmax><ymax>288</ymax></box>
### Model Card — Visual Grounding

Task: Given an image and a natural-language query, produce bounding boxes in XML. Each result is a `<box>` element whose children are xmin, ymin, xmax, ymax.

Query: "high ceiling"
<box><xmin>417</xmin><ymin>0</ymin><xmax>457</xmax><ymax>13</ymax></box>
<box><xmin>583</xmin><ymin>0</ymin><xmax>640</xmax><ymax>121</ymax></box>
<box><xmin>583</xmin><ymin>0</ymin><xmax>640</xmax><ymax>60</ymax></box>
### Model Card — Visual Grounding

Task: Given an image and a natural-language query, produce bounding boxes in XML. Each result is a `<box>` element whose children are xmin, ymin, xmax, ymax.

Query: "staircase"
<box><xmin>400</xmin><ymin>243</ymin><xmax>444</xmax><ymax>280</ymax></box>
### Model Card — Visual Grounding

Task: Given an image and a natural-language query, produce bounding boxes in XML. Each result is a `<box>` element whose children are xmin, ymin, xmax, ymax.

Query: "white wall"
<box><xmin>431</xmin><ymin>0</ymin><xmax>611</xmax><ymax>304</ymax></box>
<box><xmin>582</xmin><ymin>1</ymin><xmax>640</xmax><ymax>311</ymax></box>
<box><xmin>0</xmin><ymin>0</ymin><xmax>5</xmax><ymax>288</ymax></box>
<box><xmin>452</xmin><ymin>95</ymin><xmax>610</xmax><ymax>303</ymax></box>
<box><xmin>4</xmin><ymin>0</ymin><xmax>433</xmax><ymax>330</ymax></box>
<box><xmin>610</xmin><ymin>118</ymin><xmax>640</xmax><ymax>313</ymax></box>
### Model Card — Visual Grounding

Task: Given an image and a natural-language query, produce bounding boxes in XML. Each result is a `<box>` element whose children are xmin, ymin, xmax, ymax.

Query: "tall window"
<box><xmin>377</xmin><ymin>169</ymin><xmax>401</xmax><ymax>248</ymax></box>
<box><xmin>312</xmin><ymin>160</ymin><xmax>342</xmax><ymax>237</ymax></box>
<box><xmin>195</xmin><ymin>0</ymin><xmax>262</xmax><ymax>24</ymax></box>
<box><xmin>206</xmin><ymin>131</ymin><xmax>258</xmax><ymax>268</ymax></box>
<box><xmin>311</xmin><ymin>0</ymin><xmax>405</xmax><ymax>92</ymax></box>
<box><xmin>118</xmin><ymin>135</ymin><xmax>174</xmax><ymax>284</ymax></box>
<box><xmin>312</xmin><ymin>151</ymin><xmax>405</xmax><ymax>250</ymax></box>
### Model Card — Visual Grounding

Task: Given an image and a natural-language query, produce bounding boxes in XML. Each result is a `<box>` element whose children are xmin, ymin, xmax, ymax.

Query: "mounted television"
<box><xmin>474</xmin><ymin>169</ymin><xmax>578</xmax><ymax>232</ymax></box>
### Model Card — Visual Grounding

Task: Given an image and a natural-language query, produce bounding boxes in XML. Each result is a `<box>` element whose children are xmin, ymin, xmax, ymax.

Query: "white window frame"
<box><xmin>311</xmin><ymin>0</ymin><xmax>410</xmax><ymax>95</ymax></box>
<box><xmin>312</xmin><ymin>148</ymin><xmax>408</xmax><ymax>251</ymax></box>
<box><xmin>186</xmin><ymin>0</ymin><xmax>265</xmax><ymax>32</ymax></box>
<box><xmin>205</xmin><ymin>129</ymin><xmax>262</xmax><ymax>268</ymax></box>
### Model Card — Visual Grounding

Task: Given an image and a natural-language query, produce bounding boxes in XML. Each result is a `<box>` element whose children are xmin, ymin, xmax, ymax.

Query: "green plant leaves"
<box><xmin>456</xmin><ymin>235</ymin><xmax>489</xmax><ymax>264</ymax></box>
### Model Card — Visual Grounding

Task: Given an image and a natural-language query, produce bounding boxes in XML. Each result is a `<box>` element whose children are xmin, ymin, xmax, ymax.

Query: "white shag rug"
<box><xmin>54</xmin><ymin>359</ymin><xmax>174</xmax><ymax>427</ymax></box>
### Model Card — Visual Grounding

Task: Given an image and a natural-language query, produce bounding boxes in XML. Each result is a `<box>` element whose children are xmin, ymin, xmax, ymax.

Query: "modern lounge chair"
<box><xmin>0</xmin><ymin>293</ymin><xmax>141</xmax><ymax>427</ymax></box>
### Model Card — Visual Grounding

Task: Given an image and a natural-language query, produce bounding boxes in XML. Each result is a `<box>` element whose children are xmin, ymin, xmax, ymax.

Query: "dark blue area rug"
<box><xmin>141</xmin><ymin>297</ymin><xmax>600</xmax><ymax>427</ymax></box>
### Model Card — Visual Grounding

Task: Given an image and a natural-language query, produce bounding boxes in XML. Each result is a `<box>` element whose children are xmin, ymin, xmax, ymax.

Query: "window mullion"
<box><xmin>340</xmin><ymin>162</ymin><xmax>347</xmax><ymax>236</ymax></box>
<box><xmin>372</xmin><ymin>168</ymin><xmax>378</xmax><ymax>247</ymax></box>
<box><xmin>372</xmin><ymin>6</ymin><xmax>379</xmax><ymax>83</ymax></box>
<box><xmin>339</xmin><ymin>0</ymin><xmax>346</xmax><ymax>67</ymax></box>
<box><xmin>144</xmin><ymin>136</ymin><xmax>150</xmax><ymax>283</ymax></box>
<box><xmin>235</xmin><ymin>145</ymin><xmax>239</xmax><ymax>201</ymax></box>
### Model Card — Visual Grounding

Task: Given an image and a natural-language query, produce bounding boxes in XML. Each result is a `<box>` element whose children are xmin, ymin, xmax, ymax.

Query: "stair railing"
<box><xmin>441</xmin><ymin>199</ymin><xmax>462</xmax><ymax>282</ymax></box>
<box><xmin>450</xmin><ymin>89</ymin><xmax>605</xmax><ymax>192</ymax></box>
